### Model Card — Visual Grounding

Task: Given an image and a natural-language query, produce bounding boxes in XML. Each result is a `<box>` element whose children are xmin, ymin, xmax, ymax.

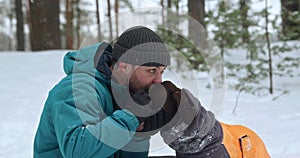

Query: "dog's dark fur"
<box><xmin>161</xmin><ymin>81</ymin><xmax>181</xmax><ymax>118</ymax></box>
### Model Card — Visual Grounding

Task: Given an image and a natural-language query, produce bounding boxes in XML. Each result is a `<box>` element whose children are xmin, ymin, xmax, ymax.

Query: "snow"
<box><xmin>0</xmin><ymin>45</ymin><xmax>299</xmax><ymax>157</ymax></box>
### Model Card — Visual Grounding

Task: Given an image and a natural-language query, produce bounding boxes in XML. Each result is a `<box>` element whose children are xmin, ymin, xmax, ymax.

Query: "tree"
<box><xmin>15</xmin><ymin>0</ymin><xmax>25</xmax><ymax>51</ymax></box>
<box><xmin>107</xmin><ymin>0</ymin><xmax>113</xmax><ymax>41</ymax></box>
<box><xmin>188</xmin><ymin>0</ymin><xmax>205</xmax><ymax>28</ymax></box>
<box><xmin>65</xmin><ymin>0</ymin><xmax>74</xmax><ymax>49</ymax></box>
<box><xmin>115</xmin><ymin>0</ymin><xmax>119</xmax><ymax>37</ymax></box>
<box><xmin>25</xmin><ymin>0</ymin><xmax>32</xmax><ymax>50</ymax></box>
<box><xmin>280</xmin><ymin>0</ymin><xmax>300</xmax><ymax>40</ymax></box>
<box><xmin>187</xmin><ymin>0</ymin><xmax>207</xmax><ymax>69</ymax></box>
<box><xmin>160</xmin><ymin>0</ymin><xmax>165</xmax><ymax>24</ymax></box>
<box><xmin>264</xmin><ymin>0</ymin><xmax>273</xmax><ymax>94</ymax></box>
<box><xmin>28</xmin><ymin>0</ymin><xmax>61</xmax><ymax>50</ymax></box>
<box><xmin>62</xmin><ymin>0</ymin><xmax>94</xmax><ymax>48</ymax></box>
<box><xmin>96</xmin><ymin>0</ymin><xmax>101</xmax><ymax>41</ymax></box>
<box><xmin>218</xmin><ymin>0</ymin><xmax>300</xmax><ymax>99</ymax></box>
<box><xmin>239</xmin><ymin>0</ymin><xmax>250</xmax><ymax>43</ymax></box>
<box><xmin>208</xmin><ymin>1</ymin><xmax>236</xmax><ymax>57</ymax></box>
<box><xmin>75</xmin><ymin>0</ymin><xmax>81</xmax><ymax>48</ymax></box>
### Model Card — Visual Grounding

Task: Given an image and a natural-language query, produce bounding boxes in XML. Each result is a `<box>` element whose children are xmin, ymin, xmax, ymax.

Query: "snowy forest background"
<box><xmin>1</xmin><ymin>0</ymin><xmax>299</xmax><ymax>51</ymax></box>
<box><xmin>0</xmin><ymin>0</ymin><xmax>299</xmax><ymax>96</ymax></box>
<box><xmin>0</xmin><ymin>0</ymin><xmax>300</xmax><ymax>157</ymax></box>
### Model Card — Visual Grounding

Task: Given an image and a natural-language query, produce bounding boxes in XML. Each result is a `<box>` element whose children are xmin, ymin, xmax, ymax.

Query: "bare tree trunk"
<box><xmin>15</xmin><ymin>0</ymin><xmax>25</xmax><ymax>51</ymax></box>
<box><xmin>75</xmin><ymin>0</ymin><xmax>81</xmax><ymax>48</ymax></box>
<box><xmin>188</xmin><ymin>0</ymin><xmax>206</xmax><ymax>40</ymax></box>
<box><xmin>265</xmin><ymin>0</ymin><xmax>273</xmax><ymax>94</ymax></box>
<box><xmin>8</xmin><ymin>11</ymin><xmax>13</xmax><ymax>50</ymax></box>
<box><xmin>29</xmin><ymin>0</ymin><xmax>61</xmax><ymax>50</ymax></box>
<box><xmin>48</xmin><ymin>0</ymin><xmax>61</xmax><ymax>49</ymax></box>
<box><xmin>167</xmin><ymin>0</ymin><xmax>171</xmax><ymax>8</ymax></box>
<box><xmin>96</xmin><ymin>0</ymin><xmax>101</xmax><ymax>41</ymax></box>
<box><xmin>175</xmin><ymin>0</ymin><xmax>179</xmax><ymax>13</ymax></box>
<box><xmin>66</xmin><ymin>0</ymin><xmax>74</xmax><ymax>49</ymax></box>
<box><xmin>160</xmin><ymin>0</ymin><xmax>165</xmax><ymax>24</ymax></box>
<box><xmin>172</xmin><ymin>0</ymin><xmax>183</xmax><ymax>71</ymax></box>
<box><xmin>188</xmin><ymin>0</ymin><xmax>205</xmax><ymax>28</ymax></box>
<box><xmin>199</xmin><ymin>0</ymin><xmax>205</xmax><ymax>28</ymax></box>
<box><xmin>107</xmin><ymin>0</ymin><xmax>113</xmax><ymax>41</ymax></box>
<box><xmin>188</xmin><ymin>0</ymin><xmax>206</xmax><ymax>69</ymax></box>
<box><xmin>115</xmin><ymin>0</ymin><xmax>119</xmax><ymax>37</ymax></box>
<box><xmin>220</xmin><ymin>40</ymin><xmax>225</xmax><ymax>58</ymax></box>
<box><xmin>175</xmin><ymin>0</ymin><xmax>179</xmax><ymax>29</ymax></box>
<box><xmin>25</xmin><ymin>1</ymin><xmax>32</xmax><ymax>50</ymax></box>
<box><xmin>166</xmin><ymin>0</ymin><xmax>172</xmax><ymax>36</ymax></box>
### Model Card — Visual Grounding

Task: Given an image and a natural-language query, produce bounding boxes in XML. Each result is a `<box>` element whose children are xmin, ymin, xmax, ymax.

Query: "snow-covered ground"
<box><xmin>0</xmin><ymin>46</ymin><xmax>299</xmax><ymax>157</ymax></box>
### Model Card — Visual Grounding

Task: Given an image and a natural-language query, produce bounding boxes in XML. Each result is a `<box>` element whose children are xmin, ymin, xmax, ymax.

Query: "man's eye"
<box><xmin>149</xmin><ymin>69</ymin><xmax>156</xmax><ymax>74</ymax></box>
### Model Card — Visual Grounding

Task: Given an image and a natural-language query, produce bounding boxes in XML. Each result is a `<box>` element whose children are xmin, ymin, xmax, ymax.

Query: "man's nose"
<box><xmin>153</xmin><ymin>73</ymin><xmax>162</xmax><ymax>83</ymax></box>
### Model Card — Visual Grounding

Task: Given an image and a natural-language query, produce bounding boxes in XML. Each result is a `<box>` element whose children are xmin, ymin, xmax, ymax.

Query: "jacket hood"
<box><xmin>63</xmin><ymin>42</ymin><xmax>113</xmax><ymax>78</ymax></box>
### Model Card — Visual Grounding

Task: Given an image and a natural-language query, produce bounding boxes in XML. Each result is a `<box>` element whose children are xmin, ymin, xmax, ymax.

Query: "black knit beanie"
<box><xmin>112</xmin><ymin>26</ymin><xmax>170</xmax><ymax>66</ymax></box>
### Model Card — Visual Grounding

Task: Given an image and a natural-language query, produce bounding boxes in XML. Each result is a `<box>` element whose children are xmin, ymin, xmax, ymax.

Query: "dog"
<box><xmin>156</xmin><ymin>81</ymin><xmax>270</xmax><ymax>158</ymax></box>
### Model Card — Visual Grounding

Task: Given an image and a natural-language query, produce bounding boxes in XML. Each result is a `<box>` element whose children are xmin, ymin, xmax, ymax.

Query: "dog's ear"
<box><xmin>160</xmin><ymin>81</ymin><xmax>182</xmax><ymax>114</ymax></box>
<box><xmin>161</xmin><ymin>81</ymin><xmax>181</xmax><ymax>106</ymax></box>
<box><xmin>171</xmin><ymin>90</ymin><xmax>181</xmax><ymax>107</ymax></box>
<box><xmin>162</xmin><ymin>94</ymin><xmax>178</xmax><ymax>118</ymax></box>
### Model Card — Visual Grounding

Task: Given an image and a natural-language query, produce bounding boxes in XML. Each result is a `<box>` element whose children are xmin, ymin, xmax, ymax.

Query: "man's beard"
<box><xmin>128</xmin><ymin>73</ymin><xmax>150</xmax><ymax>94</ymax></box>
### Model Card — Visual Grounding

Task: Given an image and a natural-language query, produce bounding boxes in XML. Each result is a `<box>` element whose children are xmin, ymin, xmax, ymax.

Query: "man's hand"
<box><xmin>127</xmin><ymin>89</ymin><xmax>151</xmax><ymax>124</ymax></box>
<box><xmin>136</xmin><ymin>122</ymin><xmax>144</xmax><ymax>131</ymax></box>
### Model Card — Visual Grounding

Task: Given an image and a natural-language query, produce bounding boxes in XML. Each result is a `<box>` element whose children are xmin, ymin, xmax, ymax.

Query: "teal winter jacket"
<box><xmin>34</xmin><ymin>43</ymin><xmax>149</xmax><ymax>158</ymax></box>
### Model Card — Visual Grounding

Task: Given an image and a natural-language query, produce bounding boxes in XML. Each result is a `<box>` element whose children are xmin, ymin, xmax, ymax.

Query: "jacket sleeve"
<box><xmin>160</xmin><ymin>89</ymin><xmax>229</xmax><ymax>158</ymax></box>
<box><xmin>50</xmin><ymin>75</ymin><xmax>140</xmax><ymax>158</ymax></box>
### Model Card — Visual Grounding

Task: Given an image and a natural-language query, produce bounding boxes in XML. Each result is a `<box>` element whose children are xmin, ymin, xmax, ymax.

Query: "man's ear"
<box><xmin>118</xmin><ymin>62</ymin><xmax>132</xmax><ymax>74</ymax></box>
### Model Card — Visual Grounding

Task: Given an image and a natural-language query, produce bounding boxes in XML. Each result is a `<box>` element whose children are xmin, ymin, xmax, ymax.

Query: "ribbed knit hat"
<box><xmin>112</xmin><ymin>26</ymin><xmax>170</xmax><ymax>66</ymax></box>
